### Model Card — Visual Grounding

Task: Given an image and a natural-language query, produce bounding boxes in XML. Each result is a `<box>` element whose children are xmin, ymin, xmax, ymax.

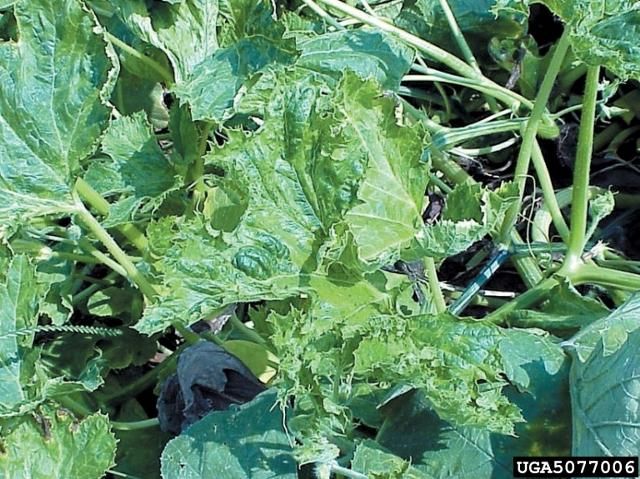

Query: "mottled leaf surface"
<box><xmin>116</xmin><ymin>0</ymin><xmax>219</xmax><ymax>82</ymax></box>
<box><xmin>138</xmin><ymin>73</ymin><xmax>427</xmax><ymax>334</ymax></box>
<box><xmin>0</xmin><ymin>0</ymin><xmax>116</xmax><ymax>223</ymax></box>
<box><xmin>0</xmin><ymin>256</ymin><xmax>37</xmax><ymax>413</ymax></box>
<box><xmin>297</xmin><ymin>29</ymin><xmax>414</xmax><ymax>90</ymax></box>
<box><xmin>0</xmin><ymin>408</ymin><xmax>116</xmax><ymax>479</ymax></box>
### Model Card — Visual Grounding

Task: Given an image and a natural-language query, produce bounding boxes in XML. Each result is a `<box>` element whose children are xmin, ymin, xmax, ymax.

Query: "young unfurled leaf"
<box><xmin>405</xmin><ymin>181</ymin><xmax>518</xmax><ymax>259</ymax></box>
<box><xmin>270</xmin><ymin>298</ymin><xmax>565</xmax><ymax>460</ymax></box>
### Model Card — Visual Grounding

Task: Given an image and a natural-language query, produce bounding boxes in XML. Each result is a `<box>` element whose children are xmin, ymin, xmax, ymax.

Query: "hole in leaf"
<box><xmin>527</xmin><ymin>4</ymin><xmax>563</xmax><ymax>55</ymax></box>
<box><xmin>0</xmin><ymin>11</ymin><xmax>17</xmax><ymax>43</ymax></box>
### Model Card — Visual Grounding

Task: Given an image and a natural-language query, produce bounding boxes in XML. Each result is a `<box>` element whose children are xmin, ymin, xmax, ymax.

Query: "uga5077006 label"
<box><xmin>513</xmin><ymin>456</ymin><xmax>638</xmax><ymax>477</ymax></box>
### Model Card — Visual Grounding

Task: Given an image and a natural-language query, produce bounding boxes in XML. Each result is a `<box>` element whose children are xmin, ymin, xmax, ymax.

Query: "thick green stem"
<box><xmin>572</xmin><ymin>263</ymin><xmax>640</xmax><ymax>291</ymax></box>
<box><xmin>111</xmin><ymin>418</ymin><xmax>160</xmax><ymax>431</ymax></box>
<box><xmin>77</xmin><ymin>238</ymin><xmax>128</xmax><ymax>277</ymax></box>
<box><xmin>557</xmin><ymin>63</ymin><xmax>587</xmax><ymax>96</ymax></box>
<box><xmin>432</xmin><ymin>118</ymin><xmax>532</xmax><ymax>150</ymax></box>
<box><xmin>73</xmin><ymin>198</ymin><xmax>158</xmax><ymax>301</ymax></box>
<box><xmin>485</xmin><ymin>276</ymin><xmax>559</xmax><ymax>322</ymax></box>
<box><xmin>424</xmin><ymin>257</ymin><xmax>446</xmax><ymax>313</ymax></box>
<box><xmin>499</xmin><ymin>29</ymin><xmax>571</xmax><ymax>243</ymax></box>
<box><xmin>487</xmin><ymin>262</ymin><xmax>640</xmax><ymax>324</ymax></box>
<box><xmin>75</xmin><ymin>178</ymin><xmax>148</xmax><ymax>252</ymax></box>
<box><xmin>436</xmin><ymin>0</ymin><xmax>498</xmax><ymax>111</ymax></box>
<box><xmin>72</xmin><ymin>271</ymin><xmax>118</xmax><ymax>306</ymax></box>
<box><xmin>565</xmin><ymin>65</ymin><xmax>600</xmax><ymax>270</ymax></box>
<box><xmin>530</xmin><ymin>140</ymin><xmax>570</xmax><ymax>241</ymax></box>
<box><xmin>104</xmin><ymin>32</ymin><xmax>173</xmax><ymax>84</ymax></box>
<box><xmin>404</xmin><ymin>70</ymin><xmax>531</xmax><ymax>110</ymax></box>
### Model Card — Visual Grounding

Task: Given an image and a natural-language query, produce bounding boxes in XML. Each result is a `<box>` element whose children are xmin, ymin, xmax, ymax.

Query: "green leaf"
<box><xmin>396</xmin><ymin>0</ymin><xmax>526</xmax><ymax>64</ymax></box>
<box><xmin>377</xmin><ymin>359</ymin><xmax>571</xmax><ymax>479</ymax></box>
<box><xmin>163</xmin><ymin>0</ymin><xmax>298</xmax><ymax>122</ymax></box>
<box><xmin>409</xmin><ymin>219</ymin><xmax>485</xmax><ymax>259</ymax></box>
<box><xmin>85</xmin><ymin>111</ymin><xmax>178</xmax><ymax>227</ymax></box>
<box><xmin>0</xmin><ymin>0</ymin><xmax>117</xmax><ymax>223</ymax></box>
<box><xmin>565</xmin><ymin>293</ymin><xmax>640</xmax><ymax>362</ymax></box>
<box><xmin>351</xmin><ymin>440</ymin><xmax>429</xmax><ymax>479</ymax></box>
<box><xmin>160</xmin><ymin>389</ymin><xmax>297</xmax><ymax>479</ymax></box>
<box><xmin>504</xmin><ymin>280</ymin><xmax>609</xmax><ymax>329</ymax></box>
<box><xmin>498</xmin><ymin>328</ymin><xmax>565</xmax><ymax>389</ymax></box>
<box><xmin>495</xmin><ymin>0</ymin><xmax>640</xmax><ymax>80</ymax></box>
<box><xmin>0</xmin><ymin>407</ymin><xmax>116</xmax><ymax>479</ymax></box>
<box><xmin>138</xmin><ymin>72</ymin><xmax>427</xmax><ymax>334</ymax></box>
<box><xmin>340</xmin><ymin>75</ymin><xmax>428</xmax><ymax>262</ymax></box>
<box><xmin>406</xmin><ymin>181</ymin><xmax>517</xmax><ymax>260</ymax></box>
<box><xmin>296</xmin><ymin>29</ymin><xmax>414</xmax><ymax>90</ymax></box>
<box><xmin>223</xmin><ymin>339</ymin><xmax>277</xmax><ymax>382</ymax></box>
<box><xmin>168</xmin><ymin>103</ymin><xmax>201</xmax><ymax>175</ymax></box>
<box><xmin>174</xmin><ymin>36</ymin><xmax>297</xmax><ymax>122</ymax></box>
<box><xmin>571</xmin><ymin>326</ymin><xmax>640</xmax><ymax>456</ymax></box>
<box><xmin>112</xmin><ymin>67</ymin><xmax>170</xmax><ymax>130</ymax></box>
<box><xmin>270</xmin><ymin>297</ymin><xmax>565</xmax><ymax>462</ymax></box>
<box><xmin>0</xmin><ymin>256</ymin><xmax>38</xmax><ymax>413</ymax></box>
<box><xmin>115</xmin><ymin>0</ymin><xmax>219</xmax><ymax>83</ymax></box>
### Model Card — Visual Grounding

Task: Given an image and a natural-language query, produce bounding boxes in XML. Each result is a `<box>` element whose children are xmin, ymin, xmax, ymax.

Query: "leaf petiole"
<box><xmin>565</xmin><ymin>66</ymin><xmax>601</xmax><ymax>270</ymax></box>
<box><xmin>72</xmin><ymin>185</ymin><xmax>158</xmax><ymax>301</ymax></box>
<box><xmin>103</xmin><ymin>32</ymin><xmax>173</xmax><ymax>85</ymax></box>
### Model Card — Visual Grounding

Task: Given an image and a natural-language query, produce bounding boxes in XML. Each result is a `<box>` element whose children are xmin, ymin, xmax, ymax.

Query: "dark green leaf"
<box><xmin>160</xmin><ymin>390</ymin><xmax>297</xmax><ymax>479</ymax></box>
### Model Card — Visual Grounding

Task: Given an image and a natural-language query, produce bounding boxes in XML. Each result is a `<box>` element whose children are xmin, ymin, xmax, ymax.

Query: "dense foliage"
<box><xmin>0</xmin><ymin>0</ymin><xmax>639</xmax><ymax>477</ymax></box>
